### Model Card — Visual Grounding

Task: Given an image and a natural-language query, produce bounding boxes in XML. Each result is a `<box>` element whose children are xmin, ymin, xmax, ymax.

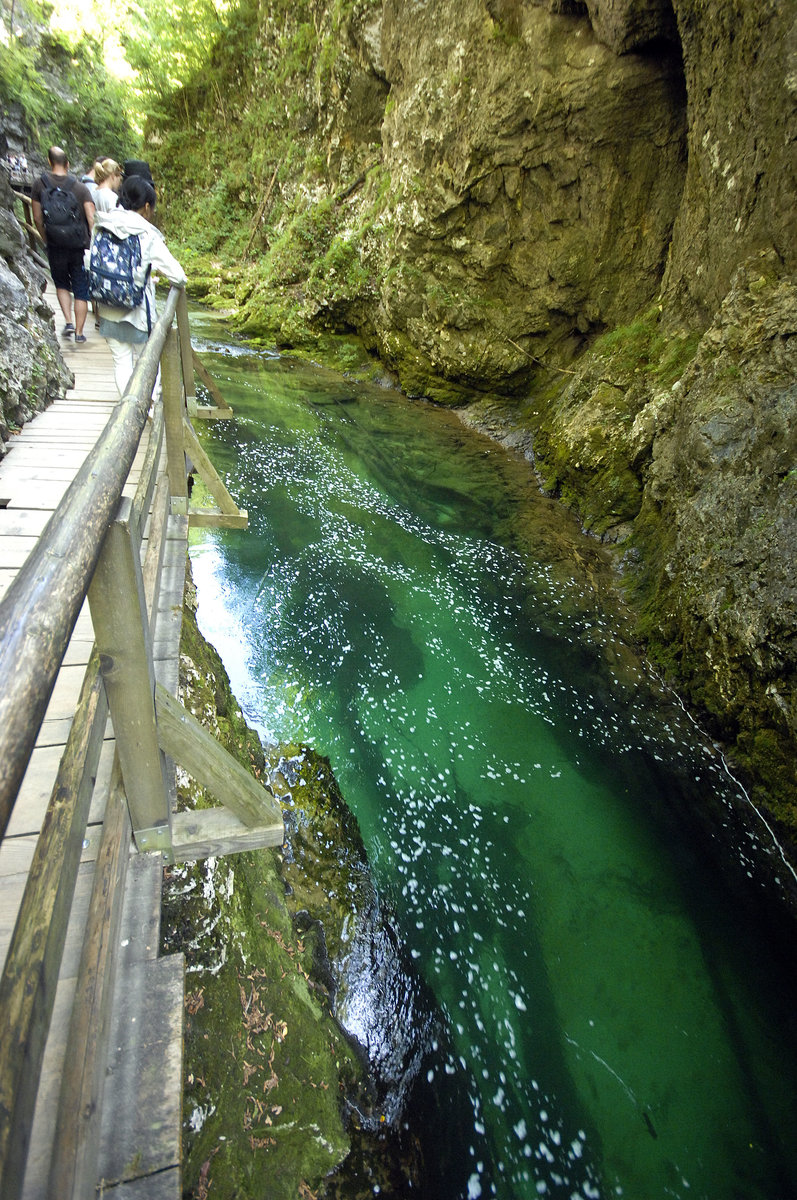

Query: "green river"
<box><xmin>186</xmin><ymin>312</ymin><xmax>797</xmax><ymax>1200</ymax></box>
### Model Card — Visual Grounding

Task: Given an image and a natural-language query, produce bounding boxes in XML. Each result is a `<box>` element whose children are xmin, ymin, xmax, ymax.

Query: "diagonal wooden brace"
<box><xmin>154</xmin><ymin>684</ymin><xmax>283</xmax><ymax>861</ymax></box>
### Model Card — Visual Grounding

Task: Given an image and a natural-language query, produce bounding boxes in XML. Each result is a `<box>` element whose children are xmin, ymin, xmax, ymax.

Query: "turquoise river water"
<box><xmin>186</xmin><ymin>314</ymin><xmax>797</xmax><ymax>1200</ymax></box>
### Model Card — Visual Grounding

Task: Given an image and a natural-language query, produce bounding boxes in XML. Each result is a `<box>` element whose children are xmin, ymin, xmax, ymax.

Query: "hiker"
<box><xmin>80</xmin><ymin>158</ymin><xmax>103</xmax><ymax>203</ymax></box>
<box><xmin>31</xmin><ymin>146</ymin><xmax>95</xmax><ymax>342</ymax></box>
<box><xmin>122</xmin><ymin>159</ymin><xmax>155</xmax><ymax>186</ymax></box>
<box><xmin>94</xmin><ymin>158</ymin><xmax>123</xmax><ymax>212</ymax></box>
<box><xmin>90</xmin><ymin>174</ymin><xmax>186</xmax><ymax>395</ymax></box>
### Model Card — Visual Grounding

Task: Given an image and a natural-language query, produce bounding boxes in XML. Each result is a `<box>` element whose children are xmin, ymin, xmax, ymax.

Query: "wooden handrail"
<box><xmin>0</xmin><ymin>281</ymin><xmax>267</xmax><ymax>1200</ymax></box>
<box><xmin>0</xmin><ymin>286</ymin><xmax>181</xmax><ymax>840</ymax></box>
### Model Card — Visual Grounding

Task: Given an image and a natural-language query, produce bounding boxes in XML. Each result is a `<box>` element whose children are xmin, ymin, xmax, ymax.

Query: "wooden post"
<box><xmin>0</xmin><ymin>657</ymin><xmax>107</xmax><ymax>1200</ymax></box>
<box><xmin>88</xmin><ymin>497</ymin><xmax>172</xmax><ymax>851</ymax></box>
<box><xmin>161</xmin><ymin>326</ymin><xmax>188</xmax><ymax>515</ymax></box>
<box><xmin>155</xmin><ymin>684</ymin><xmax>282</xmax><ymax>829</ymax></box>
<box><xmin>176</xmin><ymin>289</ymin><xmax>197</xmax><ymax>416</ymax></box>
<box><xmin>46</xmin><ymin>759</ymin><xmax>131</xmax><ymax>1200</ymax></box>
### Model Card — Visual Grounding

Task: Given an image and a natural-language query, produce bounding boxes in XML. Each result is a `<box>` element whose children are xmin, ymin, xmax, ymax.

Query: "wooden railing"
<box><xmin>0</xmin><ymin>286</ymin><xmax>283</xmax><ymax>1199</ymax></box>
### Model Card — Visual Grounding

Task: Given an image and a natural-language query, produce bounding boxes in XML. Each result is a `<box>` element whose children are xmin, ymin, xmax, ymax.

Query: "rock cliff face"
<box><xmin>373</xmin><ymin>0</ymin><xmax>686</xmax><ymax>392</ymax></box>
<box><xmin>0</xmin><ymin>169</ymin><xmax>71</xmax><ymax>455</ymax></box>
<box><xmin>152</xmin><ymin>0</ymin><xmax>797</xmax><ymax>842</ymax></box>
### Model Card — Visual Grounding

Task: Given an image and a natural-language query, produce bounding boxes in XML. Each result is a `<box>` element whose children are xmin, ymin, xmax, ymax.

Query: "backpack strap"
<box><xmin>144</xmin><ymin>264</ymin><xmax>153</xmax><ymax>333</ymax></box>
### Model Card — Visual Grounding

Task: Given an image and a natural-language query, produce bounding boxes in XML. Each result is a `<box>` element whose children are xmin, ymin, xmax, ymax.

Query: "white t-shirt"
<box><xmin>94</xmin><ymin>187</ymin><xmax>119</xmax><ymax>212</ymax></box>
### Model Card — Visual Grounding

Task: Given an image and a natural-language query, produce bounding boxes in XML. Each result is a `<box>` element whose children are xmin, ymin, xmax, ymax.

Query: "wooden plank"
<box><xmin>115</xmin><ymin>853</ymin><xmax>164</xmax><ymax>965</ymax></box>
<box><xmin>151</xmin><ymin>604</ymin><xmax>184</xmax><ymax>664</ymax></box>
<box><xmin>96</xmin><ymin>954</ymin><xmax>184</xmax><ymax>1189</ymax></box>
<box><xmin>97</xmin><ymin>1166</ymin><xmax>181</xmax><ymax>1199</ymax></box>
<box><xmin>155</xmin><ymin>539</ymin><xmax>188</xmax><ymax>611</ymax></box>
<box><xmin>42</xmin><ymin>665</ymin><xmax>90</xmax><ymax>723</ymax></box>
<box><xmin>0</xmin><ymin>510</ymin><xmax>51</xmax><ymax>536</ymax></box>
<box><xmin>0</xmin><ymin>865</ymin><xmax>96</xmax><ymax>983</ymax></box>
<box><xmin>88</xmin><ymin>499</ymin><xmax>172</xmax><ymax>851</ymax></box>
<box><xmin>0</xmin><ymin>569</ymin><xmax>16</xmax><ymax>600</ymax></box>
<box><xmin>176</xmin><ymin>290</ymin><xmax>196</xmax><ymax>414</ymax></box>
<box><xmin>6</xmin><ymin>416</ymin><xmax>111</xmax><ymax>431</ymax></box>
<box><xmin>155</xmin><ymin>684</ymin><xmax>283</xmax><ymax>832</ymax></box>
<box><xmin>47</xmin><ymin>763</ymin><xmax>131</xmax><ymax>1200</ymax></box>
<box><xmin>0</xmin><ymin>828</ymin><xmax>102</xmax><ymax>879</ymax></box>
<box><xmin>0</xmin><ymin>537</ymin><xmax>38</xmax><ymax>570</ymax></box>
<box><xmin>0</xmin><ymin>465</ymin><xmax>86</xmax><ymax>483</ymax></box>
<box><xmin>7</xmin><ymin>738</ymin><xmax>113</xmax><ymax>839</ymax></box>
<box><xmin>35</xmin><ymin>718</ymin><xmax>75</xmax><ymax>749</ymax></box>
<box><xmin>154</xmin><ymin>655</ymin><xmax>179</xmax><ymax>699</ymax></box>
<box><xmin>191</xmin><ymin>348</ymin><xmax>232</xmax><ymax>411</ymax></box>
<box><xmin>0</xmin><ymin>454</ymin><xmax>90</xmax><ymax>474</ymax></box>
<box><xmin>18</xmin><ymin>975</ymin><xmax>78</xmax><ymax>1200</ymax></box>
<box><xmin>3</xmin><ymin>484</ymin><xmax>73</xmax><ymax>510</ymax></box>
<box><xmin>193</xmin><ymin>405</ymin><xmax>235</xmax><ymax>421</ymax></box>
<box><xmin>171</xmin><ymin>805</ymin><xmax>284</xmax><ymax>862</ymax></box>
<box><xmin>0</xmin><ymin>655</ymin><xmax>107</xmax><ymax>1200</ymax></box>
<box><xmin>188</xmin><ymin>508</ymin><xmax>249</xmax><ymax>529</ymax></box>
<box><xmin>132</xmin><ymin>407</ymin><xmax>164</xmax><ymax>535</ymax></box>
<box><xmin>61</xmin><ymin>633</ymin><xmax>96</xmax><ymax>667</ymax></box>
<box><xmin>141</xmin><ymin>473</ymin><xmax>171</xmax><ymax>637</ymax></box>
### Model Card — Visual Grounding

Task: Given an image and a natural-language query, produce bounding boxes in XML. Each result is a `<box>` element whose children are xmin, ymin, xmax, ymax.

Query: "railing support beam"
<box><xmin>162</xmin><ymin>326</ymin><xmax>188</xmax><ymax>515</ymax></box>
<box><xmin>88</xmin><ymin>497</ymin><xmax>172</xmax><ymax>851</ymax></box>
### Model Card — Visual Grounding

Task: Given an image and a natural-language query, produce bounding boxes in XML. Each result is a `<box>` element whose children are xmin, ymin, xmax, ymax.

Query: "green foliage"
<box><xmin>0</xmin><ymin>34</ymin><xmax>51</xmax><ymax>127</ymax></box>
<box><xmin>145</xmin><ymin>0</ymin><xmax>387</xmax><ymax>281</ymax></box>
<box><xmin>120</xmin><ymin>0</ymin><xmax>228</xmax><ymax>107</ymax></box>
<box><xmin>0</xmin><ymin>0</ymin><xmax>136</xmax><ymax>160</ymax></box>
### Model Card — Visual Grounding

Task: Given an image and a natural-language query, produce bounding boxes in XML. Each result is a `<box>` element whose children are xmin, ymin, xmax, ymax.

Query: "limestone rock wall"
<box><xmin>664</xmin><ymin>1</ymin><xmax>797</xmax><ymax>322</ymax></box>
<box><xmin>635</xmin><ymin>254</ymin><xmax>797</xmax><ymax>823</ymax></box>
<box><xmin>0</xmin><ymin>169</ymin><xmax>71</xmax><ymax>456</ymax></box>
<box><xmin>371</xmin><ymin>0</ymin><xmax>687</xmax><ymax>393</ymax></box>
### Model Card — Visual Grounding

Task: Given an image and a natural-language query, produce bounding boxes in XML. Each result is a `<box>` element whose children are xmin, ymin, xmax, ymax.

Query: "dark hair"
<box><xmin>123</xmin><ymin>159</ymin><xmax>155</xmax><ymax>185</ymax></box>
<box><xmin>119</xmin><ymin>175</ymin><xmax>157</xmax><ymax>212</ymax></box>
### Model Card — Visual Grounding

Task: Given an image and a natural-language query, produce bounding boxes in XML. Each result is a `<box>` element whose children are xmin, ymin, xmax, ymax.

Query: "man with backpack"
<box><xmin>31</xmin><ymin>146</ymin><xmax>95</xmax><ymax>342</ymax></box>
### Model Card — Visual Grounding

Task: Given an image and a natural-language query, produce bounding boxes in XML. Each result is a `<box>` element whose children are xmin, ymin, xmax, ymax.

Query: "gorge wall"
<box><xmin>151</xmin><ymin>0</ymin><xmax>797</xmax><ymax>844</ymax></box>
<box><xmin>2</xmin><ymin>0</ymin><xmax>791</xmax><ymax>841</ymax></box>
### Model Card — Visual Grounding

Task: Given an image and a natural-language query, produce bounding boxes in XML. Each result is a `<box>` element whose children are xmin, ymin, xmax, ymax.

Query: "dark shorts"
<box><xmin>47</xmin><ymin>244</ymin><xmax>90</xmax><ymax>301</ymax></box>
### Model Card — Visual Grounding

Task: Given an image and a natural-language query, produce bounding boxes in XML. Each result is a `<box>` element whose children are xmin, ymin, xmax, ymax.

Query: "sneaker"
<box><xmin>74</xmin><ymin>333</ymin><xmax>87</xmax><ymax>344</ymax></box>
<box><xmin>62</xmin><ymin>323</ymin><xmax>75</xmax><ymax>337</ymax></box>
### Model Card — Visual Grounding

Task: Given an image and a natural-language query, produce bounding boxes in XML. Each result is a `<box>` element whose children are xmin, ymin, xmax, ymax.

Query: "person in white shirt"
<box><xmin>91</xmin><ymin>174</ymin><xmax>187</xmax><ymax>395</ymax></box>
<box><xmin>94</xmin><ymin>158</ymin><xmax>123</xmax><ymax>212</ymax></box>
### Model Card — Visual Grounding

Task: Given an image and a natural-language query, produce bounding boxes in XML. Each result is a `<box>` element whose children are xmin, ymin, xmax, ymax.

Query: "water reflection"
<box><xmin>187</xmin><ymin>322</ymin><xmax>797</xmax><ymax>1200</ymax></box>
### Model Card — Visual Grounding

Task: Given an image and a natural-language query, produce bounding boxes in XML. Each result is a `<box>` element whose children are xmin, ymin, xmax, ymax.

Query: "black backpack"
<box><xmin>39</xmin><ymin>174</ymin><xmax>86</xmax><ymax>249</ymax></box>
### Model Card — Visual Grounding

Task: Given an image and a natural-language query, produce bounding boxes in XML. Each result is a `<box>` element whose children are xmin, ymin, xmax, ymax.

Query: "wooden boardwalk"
<box><xmin>0</xmin><ymin>285</ymin><xmax>185</xmax><ymax>1198</ymax></box>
